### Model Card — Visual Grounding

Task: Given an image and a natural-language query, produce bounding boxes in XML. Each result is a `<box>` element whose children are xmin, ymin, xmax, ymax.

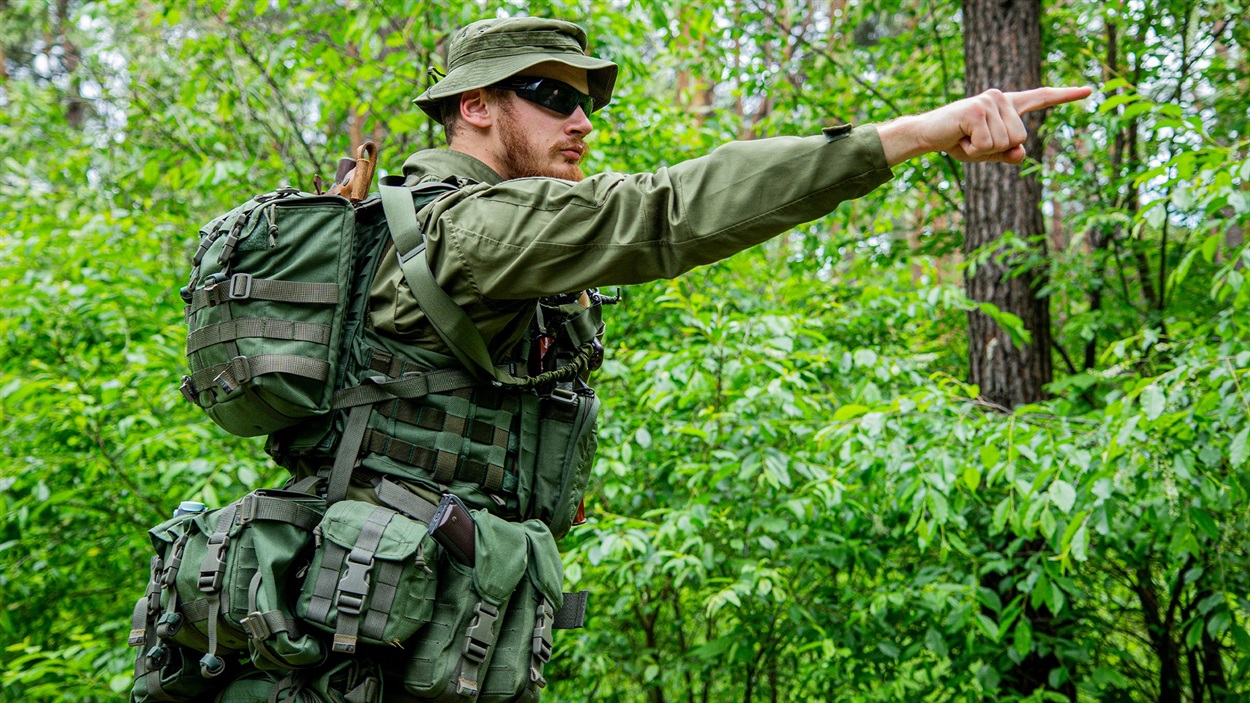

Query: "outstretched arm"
<box><xmin>875</xmin><ymin>86</ymin><xmax>1093</xmax><ymax>167</ymax></box>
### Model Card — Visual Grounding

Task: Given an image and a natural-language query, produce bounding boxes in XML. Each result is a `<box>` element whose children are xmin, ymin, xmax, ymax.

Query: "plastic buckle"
<box><xmin>235</xmin><ymin>493</ymin><xmax>260</xmax><ymax>525</ymax></box>
<box><xmin>461</xmin><ymin>602</ymin><xmax>500</xmax><ymax>663</ymax></box>
<box><xmin>547</xmin><ymin>387</ymin><xmax>578</xmax><ymax>406</ymax></box>
<box><xmin>336</xmin><ymin>549</ymin><xmax>374</xmax><ymax>615</ymax></box>
<box><xmin>531</xmin><ymin>600</ymin><xmax>554</xmax><ymax>663</ymax></box>
<box><xmin>228</xmin><ymin>273</ymin><xmax>253</xmax><ymax>300</ymax></box>
<box><xmin>198</xmin><ymin>534</ymin><xmax>230</xmax><ymax>592</ymax></box>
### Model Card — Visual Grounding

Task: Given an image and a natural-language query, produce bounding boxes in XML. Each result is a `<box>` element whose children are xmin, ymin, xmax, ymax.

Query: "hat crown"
<box><xmin>446</xmin><ymin>18</ymin><xmax>589</xmax><ymax>72</ymax></box>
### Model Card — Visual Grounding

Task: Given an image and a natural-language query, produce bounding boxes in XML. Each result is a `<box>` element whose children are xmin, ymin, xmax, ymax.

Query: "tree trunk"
<box><xmin>961</xmin><ymin>0</ymin><xmax>1052</xmax><ymax>408</ymax></box>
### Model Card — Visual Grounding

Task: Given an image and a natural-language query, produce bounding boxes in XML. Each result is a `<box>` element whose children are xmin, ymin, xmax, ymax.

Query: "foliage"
<box><xmin>0</xmin><ymin>0</ymin><xmax>1246</xmax><ymax>701</ymax></box>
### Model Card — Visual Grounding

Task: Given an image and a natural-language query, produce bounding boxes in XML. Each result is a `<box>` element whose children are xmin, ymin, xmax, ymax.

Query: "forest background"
<box><xmin>1</xmin><ymin>0</ymin><xmax>1248</xmax><ymax>701</ymax></box>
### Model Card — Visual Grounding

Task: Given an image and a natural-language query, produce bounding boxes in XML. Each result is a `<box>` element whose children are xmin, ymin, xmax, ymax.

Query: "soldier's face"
<box><xmin>490</xmin><ymin>64</ymin><xmax>593</xmax><ymax>181</ymax></box>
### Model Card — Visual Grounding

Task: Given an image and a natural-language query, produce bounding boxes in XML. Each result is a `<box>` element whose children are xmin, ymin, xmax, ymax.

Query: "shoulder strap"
<box><xmin>378</xmin><ymin>177</ymin><xmax>594</xmax><ymax>388</ymax></box>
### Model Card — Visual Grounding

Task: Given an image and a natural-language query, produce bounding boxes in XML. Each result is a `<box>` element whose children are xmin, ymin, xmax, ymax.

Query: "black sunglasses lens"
<box><xmin>519</xmin><ymin>79</ymin><xmax>594</xmax><ymax>115</ymax></box>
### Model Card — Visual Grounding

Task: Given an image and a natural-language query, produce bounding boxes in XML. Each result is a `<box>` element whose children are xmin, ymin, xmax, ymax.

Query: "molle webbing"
<box><xmin>188</xmin><ymin>275</ymin><xmax>339</xmax><ymax>315</ymax></box>
<box><xmin>366</xmin><ymin>388</ymin><xmax>519</xmax><ymax>492</ymax></box>
<box><xmin>187</xmin><ymin>318</ymin><xmax>333</xmax><ymax>355</ymax></box>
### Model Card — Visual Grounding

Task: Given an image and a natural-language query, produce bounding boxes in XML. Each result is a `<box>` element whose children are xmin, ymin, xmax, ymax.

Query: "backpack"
<box><xmin>145</xmin><ymin>147</ymin><xmax>612</xmax><ymax>701</ymax></box>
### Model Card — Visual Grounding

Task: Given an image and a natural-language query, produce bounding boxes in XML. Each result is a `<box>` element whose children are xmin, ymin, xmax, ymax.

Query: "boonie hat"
<box><xmin>414</xmin><ymin>17</ymin><xmax>618</xmax><ymax>120</ymax></box>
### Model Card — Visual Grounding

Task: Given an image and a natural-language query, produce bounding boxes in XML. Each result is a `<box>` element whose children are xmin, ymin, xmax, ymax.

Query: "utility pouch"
<box><xmin>212</xmin><ymin>658</ymin><xmax>383</xmax><ymax>703</ymax></box>
<box><xmin>147</xmin><ymin>489</ymin><xmax>326</xmax><ymax>677</ymax></box>
<box><xmin>401</xmin><ymin>512</ymin><xmax>553</xmax><ymax>702</ymax></box>
<box><xmin>129</xmin><ymin>549</ymin><xmax>222</xmax><ymax>703</ymax></box>
<box><xmin>519</xmin><ymin>391</ymin><xmax>600</xmax><ymax>540</ymax></box>
<box><xmin>181</xmin><ymin>190</ymin><xmax>356</xmax><ymax>437</ymax></box>
<box><xmin>296</xmin><ymin>501</ymin><xmax>438</xmax><ymax>654</ymax></box>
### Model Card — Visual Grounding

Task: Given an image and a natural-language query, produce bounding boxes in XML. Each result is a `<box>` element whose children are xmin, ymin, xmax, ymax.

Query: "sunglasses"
<box><xmin>490</xmin><ymin>76</ymin><xmax>596</xmax><ymax>116</ymax></box>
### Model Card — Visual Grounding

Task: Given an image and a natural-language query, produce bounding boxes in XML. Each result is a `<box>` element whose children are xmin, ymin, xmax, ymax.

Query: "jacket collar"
<box><xmin>401</xmin><ymin>148</ymin><xmax>503</xmax><ymax>186</ymax></box>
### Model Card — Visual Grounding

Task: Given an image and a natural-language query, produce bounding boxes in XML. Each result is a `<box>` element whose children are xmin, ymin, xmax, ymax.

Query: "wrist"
<box><xmin>875</xmin><ymin>114</ymin><xmax>932</xmax><ymax>167</ymax></box>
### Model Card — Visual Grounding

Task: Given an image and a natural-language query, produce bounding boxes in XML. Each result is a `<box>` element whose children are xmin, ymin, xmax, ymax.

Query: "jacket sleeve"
<box><xmin>420</xmin><ymin>125</ymin><xmax>893</xmax><ymax>301</ymax></box>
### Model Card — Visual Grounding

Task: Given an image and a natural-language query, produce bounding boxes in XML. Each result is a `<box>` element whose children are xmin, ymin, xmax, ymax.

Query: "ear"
<box><xmin>459</xmin><ymin>90</ymin><xmax>494</xmax><ymax>129</ymax></box>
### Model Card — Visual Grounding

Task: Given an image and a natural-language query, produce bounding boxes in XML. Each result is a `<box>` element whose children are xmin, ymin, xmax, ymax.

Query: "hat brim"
<box><xmin>414</xmin><ymin>53</ymin><xmax>618</xmax><ymax>120</ymax></box>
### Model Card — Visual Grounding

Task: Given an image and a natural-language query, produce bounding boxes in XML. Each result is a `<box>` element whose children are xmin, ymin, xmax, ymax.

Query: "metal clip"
<box><xmin>179</xmin><ymin>376</ymin><xmax>198</xmax><ymax>404</ymax></box>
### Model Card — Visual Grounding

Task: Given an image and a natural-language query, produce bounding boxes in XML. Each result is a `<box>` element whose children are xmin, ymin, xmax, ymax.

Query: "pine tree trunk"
<box><xmin>961</xmin><ymin>0</ymin><xmax>1052</xmax><ymax>408</ymax></box>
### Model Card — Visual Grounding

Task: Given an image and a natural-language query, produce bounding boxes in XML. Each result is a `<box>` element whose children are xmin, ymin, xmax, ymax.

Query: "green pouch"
<box><xmin>181</xmin><ymin>191</ymin><xmax>356</xmax><ymax>437</ymax></box>
<box><xmin>296</xmin><ymin>501</ymin><xmax>438</xmax><ymax>653</ymax></box>
<box><xmin>402</xmin><ymin>510</ymin><xmax>530</xmax><ymax>701</ymax></box>
<box><xmin>477</xmin><ymin>521</ymin><xmax>565</xmax><ymax>702</ymax></box>
<box><xmin>519</xmin><ymin>392</ymin><xmax>600</xmax><ymax>539</ymax></box>
<box><xmin>150</xmin><ymin>489</ymin><xmax>326</xmax><ymax>677</ymax></box>
<box><xmin>212</xmin><ymin>659</ymin><xmax>382</xmax><ymax>703</ymax></box>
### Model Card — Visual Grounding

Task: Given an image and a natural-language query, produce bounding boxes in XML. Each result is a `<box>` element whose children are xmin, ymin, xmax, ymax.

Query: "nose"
<box><xmin>566</xmin><ymin>106</ymin><xmax>593</xmax><ymax>137</ymax></box>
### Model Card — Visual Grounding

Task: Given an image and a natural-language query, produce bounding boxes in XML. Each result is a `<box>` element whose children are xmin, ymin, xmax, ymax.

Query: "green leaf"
<box><xmin>1190</xmin><ymin>508</ymin><xmax>1220</xmax><ymax>540</ymax></box>
<box><xmin>1141</xmin><ymin>385</ymin><xmax>1165</xmax><ymax>421</ymax></box>
<box><xmin>833</xmin><ymin>404</ymin><xmax>870</xmax><ymax>421</ymax></box>
<box><xmin>1231</xmin><ymin>428</ymin><xmax>1249</xmax><ymax>468</ymax></box>
<box><xmin>980</xmin><ymin>444</ymin><xmax>1000</xmax><ymax>468</ymax></box>
<box><xmin>1049</xmin><ymin>480</ymin><xmax>1077</xmax><ymax>514</ymax></box>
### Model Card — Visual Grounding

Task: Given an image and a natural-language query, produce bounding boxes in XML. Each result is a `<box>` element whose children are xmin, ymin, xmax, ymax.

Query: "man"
<box><xmin>356</xmin><ymin>15</ymin><xmax>1089</xmax><ymax>701</ymax></box>
<box><xmin>369</xmin><ymin>17</ymin><xmax>1090</xmax><ymax>357</ymax></box>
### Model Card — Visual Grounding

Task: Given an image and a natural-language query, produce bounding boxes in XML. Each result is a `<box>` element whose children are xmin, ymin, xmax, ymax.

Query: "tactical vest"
<box><xmin>138</xmin><ymin>174</ymin><xmax>614</xmax><ymax>702</ymax></box>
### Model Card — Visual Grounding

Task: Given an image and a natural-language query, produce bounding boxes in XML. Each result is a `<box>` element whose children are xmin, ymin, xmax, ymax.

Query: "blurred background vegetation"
<box><xmin>1</xmin><ymin>0</ymin><xmax>1247</xmax><ymax>701</ymax></box>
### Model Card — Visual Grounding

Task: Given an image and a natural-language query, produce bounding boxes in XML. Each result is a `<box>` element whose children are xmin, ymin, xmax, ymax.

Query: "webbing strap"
<box><xmin>189</xmin><ymin>275</ymin><xmax>339</xmax><ymax>314</ymax></box>
<box><xmin>189</xmin><ymin>353</ymin><xmax>330</xmax><ymax>394</ymax></box>
<box><xmin>187</xmin><ymin>317</ymin><xmax>332</xmax><ymax>355</ymax></box>
<box><xmin>198</xmin><ymin>505</ymin><xmax>237</xmax><ymax>675</ymax></box>
<box><xmin>361</xmin><ymin>429</ymin><xmax>517</xmax><ymax>494</ymax></box>
<box><xmin>331</xmin><ymin>368</ymin><xmax>479</xmax><ymax>409</ymax></box>
<box><xmin>360</xmin><ymin>560</ymin><xmax>404</xmax><ymax>643</ymax></box>
<box><xmin>552</xmin><ymin>590</ymin><xmax>589</xmax><ymax>630</ymax></box>
<box><xmin>381</xmin><ymin>178</ymin><xmax>502</xmax><ymax>382</ymax></box>
<box><xmin>235</xmin><ymin>492</ymin><xmax>323</xmax><ymax>531</ymax></box>
<box><xmin>332</xmin><ymin>507</ymin><xmax>395</xmax><ymax>653</ymax></box>
<box><xmin>306</xmin><ymin>541</ymin><xmax>346</xmax><ymax>625</ymax></box>
<box><xmin>373</xmin><ymin>478</ymin><xmax>439</xmax><ymax>523</ymax></box>
<box><xmin>328</xmin><ymin>404</ymin><xmax>371</xmax><ymax>504</ymax></box>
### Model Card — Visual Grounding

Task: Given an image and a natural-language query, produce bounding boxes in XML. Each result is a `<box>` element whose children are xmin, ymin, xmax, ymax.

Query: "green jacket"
<box><xmin>369</xmin><ymin>125</ymin><xmax>894</xmax><ymax>357</ymax></box>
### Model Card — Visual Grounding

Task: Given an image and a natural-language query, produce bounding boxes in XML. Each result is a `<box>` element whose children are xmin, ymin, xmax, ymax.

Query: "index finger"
<box><xmin>1008</xmin><ymin>86</ymin><xmax>1093</xmax><ymax>114</ymax></box>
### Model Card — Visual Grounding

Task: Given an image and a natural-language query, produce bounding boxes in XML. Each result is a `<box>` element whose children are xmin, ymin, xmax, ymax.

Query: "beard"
<box><xmin>494</xmin><ymin>99</ymin><xmax>586</xmax><ymax>182</ymax></box>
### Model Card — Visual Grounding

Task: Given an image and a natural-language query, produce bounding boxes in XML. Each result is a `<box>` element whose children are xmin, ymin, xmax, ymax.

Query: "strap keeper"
<box><xmin>156</xmin><ymin>611</ymin><xmax>183</xmax><ymax>639</ymax></box>
<box><xmin>228</xmin><ymin>273</ymin><xmax>253</xmax><ymax>300</ymax></box>
<box><xmin>128</xmin><ymin>628</ymin><xmax>146</xmax><ymax>647</ymax></box>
